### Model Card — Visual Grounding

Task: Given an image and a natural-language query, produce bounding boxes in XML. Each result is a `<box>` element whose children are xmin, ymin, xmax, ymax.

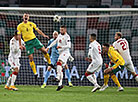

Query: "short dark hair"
<box><xmin>14</xmin><ymin>30</ymin><xmax>18</xmax><ymax>36</ymax></box>
<box><xmin>90</xmin><ymin>33</ymin><xmax>96</xmax><ymax>40</ymax></box>
<box><xmin>60</xmin><ymin>25</ymin><xmax>66</xmax><ymax>29</ymax></box>
<box><xmin>103</xmin><ymin>43</ymin><xmax>110</xmax><ymax>47</ymax></box>
<box><xmin>116</xmin><ymin>32</ymin><xmax>122</xmax><ymax>38</ymax></box>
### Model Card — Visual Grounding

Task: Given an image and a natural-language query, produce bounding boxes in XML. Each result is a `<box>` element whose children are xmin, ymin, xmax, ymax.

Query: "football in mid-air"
<box><xmin>53</xmin><ymin>15</ymin><xmax>61</xmax><ymax>22</ymax></box>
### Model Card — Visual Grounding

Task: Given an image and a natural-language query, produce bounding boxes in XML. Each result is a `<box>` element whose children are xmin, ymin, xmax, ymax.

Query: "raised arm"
<box><xmin>36</xmin><ymin>29</ymin><xmax>49</xmax><ymax>39</ymax></box>
<box><xmin>32</xmin><ymin>22</ymin><xmax>49</xmax><ymax>39</ymax></box>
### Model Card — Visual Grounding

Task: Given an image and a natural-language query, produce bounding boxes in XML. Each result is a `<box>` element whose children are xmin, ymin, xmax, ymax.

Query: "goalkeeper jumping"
<box><xmin>17</xmin><ymin>14</ymin><xmax>51</xmax><ymax>80</ymax></box>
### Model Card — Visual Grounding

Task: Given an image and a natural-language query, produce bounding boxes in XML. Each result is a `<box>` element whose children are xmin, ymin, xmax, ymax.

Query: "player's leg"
<box><xmin>5</xmin><ymin>74</ymin><xmax>12</xmax><ymax>90</ymax></box>
<box><xmin>10</xmin><ymin>67</ymin><xmax>19</xmax><ymax>91</ymax></box>
<box><xmin>85</xmin><ymin>63</ymin><xmax>101</xmax><ymax>92</ymax></box>
<box><xmin>65</xmin><ymin>64</ymin><xmax>73</xmax><ymax>87</ymax></box>
<box><xmin>99</xmin><ymin>74</ymin><xmax>109</xmax><ymax>91</ymax></box>
<box><xmin>56</xmin><ymin>60</ymin><xmax>64</xmax><ymax>91</ymax></box>
<box><xmin>126</xmin><ymin>61</ymin><xmax>138</xmax><ymax>82</ymax></box>
<box><xmin>110</xmin><ymin>74</ymin><xmax>123</xmax><ymax>91</ymax></box>
<box><xmin>39</xmin><ymin>47</ymin><xmax>51</xmax><ymax>65</ymax></box>
<box><xmin>5</xmin><ymin>57</ymin><xmax>14</xmax><ymax>90</ymax></box>
<box><xmin>41</xmin><ymin>66</ymin><xmax>52</xmax><ymax>88</ymax></box>
<box><xmin>28</xmin><ymin>54</ymin><xmax>38</xmax><ymax>80</ymax></box>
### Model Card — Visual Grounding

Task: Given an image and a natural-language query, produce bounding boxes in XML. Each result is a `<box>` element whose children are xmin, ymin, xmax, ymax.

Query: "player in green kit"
<box><xmin>17</xmin><ymin>14</ymin><xmax>52</xmax><ymax>80</ymax></box>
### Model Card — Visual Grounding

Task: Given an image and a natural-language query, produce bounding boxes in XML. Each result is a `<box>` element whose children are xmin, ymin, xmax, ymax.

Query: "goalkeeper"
<box><xmin>41</xmin><ymin>31</ymin><xmax>74</xmax><ymax>88</ymax></box>
<box><xmin>17</xmin><ymin>14</ymin><xmax>51</xmax><ymax>80</ymax></box>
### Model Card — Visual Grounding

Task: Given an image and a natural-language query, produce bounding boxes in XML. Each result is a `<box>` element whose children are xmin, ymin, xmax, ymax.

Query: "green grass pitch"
<box><xmin>0</xmin><ymin>85</ymin><xmax>138</xmax><ymax>102</ymax></box>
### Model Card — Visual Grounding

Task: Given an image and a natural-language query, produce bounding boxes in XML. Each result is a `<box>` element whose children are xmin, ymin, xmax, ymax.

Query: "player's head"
<box><xmin>14</xmin><ymin>30</ymin><xmax>18</xmax><ymax>40</ymax></box>
<box><xmin>115</xmin><ymin>32</ymin><xmax>122</xmax><ymax>41</ymax></box>
<box><xmin>53</xmin><ymin>31</ymin><xmax>58</xmax><ymax>39</ymax></box>
<box><xmin>89</xmin><ymin>33</ymin><xmax>96</xmax><ymax>42</ymax></box>
<box><xmin>60</xmin><ymin>25</ymin><xmax>67</xmax><ymax>35</ymax></box>
<box><xmin>102</xmin><ymin>43</ymin><xmax>110</xmax><ymax>54</ymax></box>
<box><xmin>23</xmin><ymin>13</ymin><xmax>29</xmax><ymax>23</ymax></box>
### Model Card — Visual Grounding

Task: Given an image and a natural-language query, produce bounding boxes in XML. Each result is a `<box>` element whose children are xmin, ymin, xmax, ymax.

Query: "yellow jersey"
<box><xmin>17</xmin><ymin>21</ymin><xmax>38</xmax><ymax>42</ymax></box>
<box><xmin>108</xmin><ymin>47</ymin><xmax>125</xmax><ymax>69</ymax></box>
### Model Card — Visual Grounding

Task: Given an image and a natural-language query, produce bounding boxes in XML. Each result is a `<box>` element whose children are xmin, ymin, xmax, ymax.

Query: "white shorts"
<box><xmin>58</xmin><ymin>51</ymin><xmax>70</xmax><ymax>66</ymax></box>
<box><xmin>87</xmin><ymin>62</ymin><xmax>102</xmax><ymax>73</ymax></box>
<box><xmin>8</xmin><ymin>57</ymin><xmax>20</xmax><ymax>70</ymax></box>
<box><xmin>125</xmin><ymin>60</ymin><xmax>135</xmax><ymax>72</ymax></box>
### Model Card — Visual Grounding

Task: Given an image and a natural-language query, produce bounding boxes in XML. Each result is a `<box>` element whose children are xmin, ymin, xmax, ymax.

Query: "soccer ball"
<box><xmin>53</xmin><ymin>15</ymin><xmax>61</xmax><ymax>22</ymax></box>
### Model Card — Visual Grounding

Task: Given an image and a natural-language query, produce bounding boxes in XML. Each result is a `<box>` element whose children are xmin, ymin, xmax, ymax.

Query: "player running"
<box><xmin>46</xmin><ymin>25</ymin><xmax>72</xmax><ymax>91</ymax></box>
<box><xmin>5</xmin><ymin>31</ymin><xmax>25</xmax><ymax>91</ymax></box>
<box><xmin>85</xmin><ymin>33</ymin><xmax>103</xmax><ymax>92</ymax></box>
<box><xmin>113</xmin><ymin>32</ymin><xmax>138</xmax><ymax>81</ymax></box>
<box><xmin>41</xmin><ymin>31</ymin><xmax>73</xmax><ymax>88</ymax></box>
<box><xmin>17</xmin><ymin>14</ymin><xmax>52</xmax><ymax>80</ymax></box>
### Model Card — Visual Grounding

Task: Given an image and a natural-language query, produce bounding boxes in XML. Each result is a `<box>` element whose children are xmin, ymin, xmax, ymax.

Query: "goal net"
<box><xmin>0</xmin><ymin>8</ymin><xmax>138</xmax><ymax>87</ymax></box>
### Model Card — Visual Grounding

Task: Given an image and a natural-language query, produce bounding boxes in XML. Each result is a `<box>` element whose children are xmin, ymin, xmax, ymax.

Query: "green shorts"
<box><xmin>112</xmin><ymin>65</ymin><xmax>125</xmax><ymax>74</ymax></box>
<box><xmin>25</xmin><ymin>38</ymin><xmax>44</xmax><ymax>56</ymax></box>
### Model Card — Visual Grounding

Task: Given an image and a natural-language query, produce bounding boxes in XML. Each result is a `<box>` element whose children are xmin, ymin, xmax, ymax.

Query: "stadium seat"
<box><xmin>66</xmin><ymin>5</ymin><xmax>76</xmax><ymax>8</ymax></box>
<box><xmin>132</xmin><ymin>15</ymin><xmax>138</xmax><ymax>29</ymax></box>
<box><xmin>131</xmin><ymin>36</ymin><xmax>138</xmax><ymax>51</ymax></box>
<box><xmin>109</xmin><ymin>12</ymin><xmax>121</xmax><ymax>29</ymax></box>
<box><xmin>74</xmin><ymin>50</ymin><xmax>85</xmax><ymax>59</ymax></box>
<box><xmin>109</xmin><ymin>29</ymin><xmax>120</xmax><ymax>43</ymax></box>
<box><xmin>123</xmin><ymin>0</ymin><xmax>134</xmax><ymax>6</ymax></box>
<box><xmin>131</xmin><ymin>51</ymin><xmax>138</xmax><ymax>57</ymax></box>
<box><xmin>101</xmin><ymin>0</ymin><xmax>111</xmax><ymax>6</ymax></box>
<box><xmin>77</xmin><ymin>5</ymin><xmax>87</xmax><ymax>8</ymax></box>
<box><xmin>98</xmin><ymin>29</ymin><xmax>108</xmax><ymax>44</ymax></box>
<box><xmin>110</xmin><ymin>5</ymin><xmax>121</xmax><ymax>8</ymax></box>
<box><xmin>122</xmin><ymin>5</ymin><xmax>132</xmax><ymax>8</ymax></box>
<box><xmin>0</xmin><ymin>27</ymin><xmax>5</xmax><ymax>36</ymax></box>
<box><xmin>121</xmin><ymin>29</ymin><xmax>131</xmax><ymax>37</ymax></box>
<box><xmin>76</xmin><ymin>12</ymin><xmax>87</xmax><ymax>34</ymax></box>
<box><xmin>74</xmin><ymin>36</ymin><xmax>86</xmax><ymax>50</ymax></box>
<box><xmin>87</xmin><ymin>29</ymin><xmax>97</xmax><ymax>35</ymax></box>
<box><xmin>0</xmin><ymin>14</ymin><xmax>6</xmax><ymax>20</ymax></box>
<box><xmin>68</xmin><ymin>28</ymin><xmax>76</xmax><ymax>36</ymax></box>
<box><xmin>132</xmin><ymin>29</ymin><xmax>138</xmax><ymax>36</ymax></box>
<box><xmin>6</xmin><ymin>28</ymin><xmax>16</xmax><ymax>36</ymax></box>
<box><xmin>7</xmin><ymin>20</ymin><xmax>18</xmax><ymax>28</ymax></box>
<box><xmin>134</xmin><ymin>0</ymin><xmax>138</xmax><ymax>6</ymax></box>
<box><xmin>121</xmin><ymin>12</ymin><xmax>132</xmax><ymax>29</ymax></box>
<box><xmin>0</xmin><ymin>20</ymin><xmax>6</xmax><ymax>27</ymax></box>
<box><xmin>112</xmin><ymin>0</ymin><xmax>122</xmax><ymax>6</ymax></box>
<box><xmin>87</xmin><ymin>16</ymin><xmax>98</xmax><ymax>29</ymax></box>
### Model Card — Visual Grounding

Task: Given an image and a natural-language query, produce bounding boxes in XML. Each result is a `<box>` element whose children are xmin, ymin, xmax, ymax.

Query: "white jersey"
<box><xmin>8</xmin><ymin>37</ymin><xmax>24</xmax><ymax>59</ymax></box>
<box><xmin>88</xmin><ymin>40</ymin><xmax>103</xmax><ymax>64</ymax></box>
<box><xmin>113</xmin><ymin>38</ymin><xmax>131</xmax><ymax>62</ymax></box>
<box><xmin>48</xmin><ymin>33</ymin><xmax>71</xmax><ymax>54</ymax></box>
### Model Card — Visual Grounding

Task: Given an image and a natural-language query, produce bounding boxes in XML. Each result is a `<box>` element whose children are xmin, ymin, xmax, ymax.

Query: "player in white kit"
<box><xmin>85</xmin><ymin>33</ymin><xmax>103</xmax><ymax>92</ymax></box>
<box><xmin>46</xmin><ymin>25</ymin><xmax>71</xmax><ymax>91</ymax></box>
<box><xmin>4</xmin><ymin>31</ymin><xmax>25</xmax><ymax>91</ymax></box>
<box><xmin>113</xmin><ymin>32</ymin><xmax>138</xmax><ymax>82</ymax></box>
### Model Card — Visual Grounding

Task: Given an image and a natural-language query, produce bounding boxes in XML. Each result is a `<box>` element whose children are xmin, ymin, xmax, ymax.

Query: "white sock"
<box><xmin>58</xmin><ymin>71</ymin><xmax>63</xmax><ymax>86</ymax></box>
<box><xmin>92</xmin><ymin>74</ymin><xmax>98</xmax><ymax>85</ymax></box>
<box><xmin>87</xmin><ymin>74</ymin><xmax>98</xmax><ymax>86</ymax></box>
<box><xmin>11</xmin><ymin>74</ymin><xmax>17</xmax><ymax>86</ymax></box>
<box><xmin>56</xmin><ymin>65</ymin><xmax>62</xmax><ymax>80</ymax></box>
<box><xmin>6</xmin><ymin>76</ymin><xmax>11</xmax><ymax>86</ymax></box>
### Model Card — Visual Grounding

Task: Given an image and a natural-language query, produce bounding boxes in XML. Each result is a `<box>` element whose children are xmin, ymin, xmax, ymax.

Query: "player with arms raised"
<box><xmin>113</xmin><ymin>32</ymin><xmax>138</xmax><ymax>81</ymax></box>
<box><xmin>46</xmin><ymin>25</ymin><xmax>71</xmax><ymax>91</ymax></box>
<box><xmin>5</xmin><ymin>31</ymin><xmax>25</xmax><ymax>91</ymax></box>
<box><xmin>17</xmin><ymin>14</ymin><xmax>52</xmax><ymax>80</ymax></box>
<box><xmin>85</xmin><ymin>33</ymin><xmax>103</xmax><ymax>92</ymax></box>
